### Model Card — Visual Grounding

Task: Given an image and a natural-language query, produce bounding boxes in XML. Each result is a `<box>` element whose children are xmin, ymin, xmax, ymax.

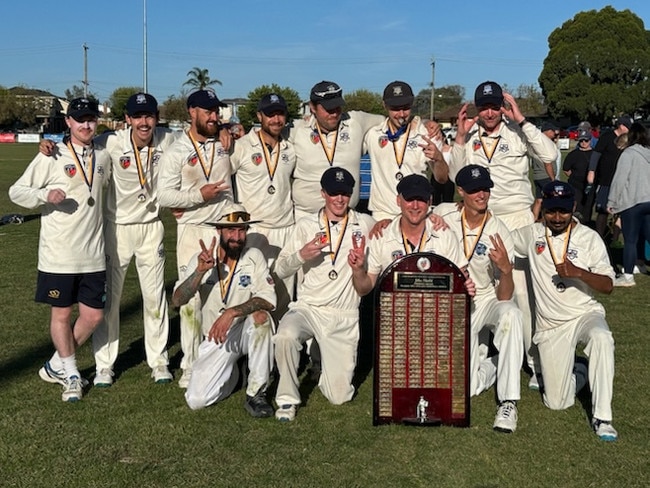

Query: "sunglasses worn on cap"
<box><xmin>70</xmin><ymin>99</ymin><xmax>99</xmax><ymax>112</ymax></box>
<box><xmin>222</xmin><ymin>211</ymin><xmax>250</xmax><ymax>222</ymax></box>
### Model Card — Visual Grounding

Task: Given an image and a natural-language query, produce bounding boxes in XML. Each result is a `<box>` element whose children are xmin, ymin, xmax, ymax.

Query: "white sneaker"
<box><xmin>614</xmin><ymin>274</ymin><xmax>635</xmax><ymax>287</ymax></box>
<box><xmin>493</xmin><ymin>401</ymin><xmax>518</xmax><ymax>433</ymax></box>
<box><xmin>151</xmin><ymin>366</ymin><xmax>173</xmax><ymax>384</ymax></box>
<box><xmin>178</xmin><ymin>369</ymin><xmax>192</xmax><ymax>389</ymax></box>
<box><xmin>275</xmin><ymin>404</ymin><xmax>297</xmax><ymax>422</ymax></box>
<box><xmin>592</xmin><ymin>418</ymin><xmax>618</xmax><ymax>441</ymax></box>
<box><xmin>39</xmin><ymin>362</ymin><xmax>89</xmax><ymax>387</ymax></box>
<box><xmin>528</xmin><ymin>374</ymin><xmax>543</xmax><ymax>391</ymax></box>
<box><xmin>94</xmin><ymin>368</ymin><xmax>114</xmax><ymax>387</ymax></box>
<box><xmin>633</xmin><ymin>263</ymin><xmax>648</xmax><ymax>275</ymax></box>
<box><xmin>62</xmin><ymin>376</ymin><xmax>83</xmax><ymax>402</ymax></box>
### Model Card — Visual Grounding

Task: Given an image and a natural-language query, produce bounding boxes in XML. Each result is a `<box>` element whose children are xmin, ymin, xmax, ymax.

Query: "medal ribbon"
<box><xmin>323</xmin><ymin>210</ymin><xmax>349</xmax><ymax>268</ymax></box>
<box><xmin>401</xmin><ymin>227</ymin><xmax>427</xmax><ymax>255</ymax></box>
<box><xmin>460</xmin><ymin>209</ymin><xmax>489</xmax><ymax>261</ymax></box>
<box><xmin>545</xmin><ymin>223</ymin><xmax>573</xmax><ymax>265</ymax></box>
<box><xmin>257</xmin><ymin>131</ymin><xmax>280</xmax><ymax>185</ymax></box>
<box><xmin>215</xmin><ymin>255</ymin><xmax>240</xmax><ymax>305</ymax></box>
<box><xmin>130</xmin><ymin>129</ymin><xmax>152</xmax><ymax>190</ymax></box>
<box><xmin>188</xmin><ymin>131</ymin><xmax>215</xmax><ymax>182</ymax></box>
<box><xmin>388</xmin><ymin>121</ymin><xmax>412</xmax><ymax>169</ymax></box>
<box><xmin>316</xmin><ymin>122</ymin><xmax>339</xmax><ymax>165</ymax></box>
<box><xmin>66</xmin><ymin>141</ymin><xmax>95</xmax><ymax>196</ymax></box>
<box><xmin>479</xmin><ymin>134</ymin><xmax>501</xmax><ymax>164</ymax></box>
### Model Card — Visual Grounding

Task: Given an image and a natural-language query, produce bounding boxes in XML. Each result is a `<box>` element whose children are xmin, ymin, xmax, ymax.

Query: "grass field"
<box><xmin>1</xmin><ymin>143</ymin><xmax>648</xmax><ymax>488</ymax></box>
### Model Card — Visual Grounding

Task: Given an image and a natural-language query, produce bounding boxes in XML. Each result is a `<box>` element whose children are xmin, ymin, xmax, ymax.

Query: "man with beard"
<box><xmin>432</xmin><ymin>166</ymin><xmax>523</xmax><ymax>433</ymax></box>
<box><xmin>230</xmin><ymin>93</ymin><xmax>296</xmax><ymax>319</ymax></box>
<box><xmin>364</xmin><ymin>81</ymin><xmax>448</xmax><ymax>221</ymax></box>
<box><xmin>287</xmin><ymin>81</ymin><xmax>384</xmax><ymax>221</ymax></box>
<box><xmin>512</xmin><ymin>181</ymin><xmax>617</xmax><ymax>441</ymax></box>
<box><xmin>9</xmin><ymin>98</ymin><xmax>111</xmax><ymax>402</ymax></box>
<box><xmin>158</xmin><ymin>89</ymin><xmax>234</xmax><ymax>387</ymax></box>
<box><xmin>172</xmin><ymin>204</ymin><xmax>276</xmax><ymax>416</ymax></box>
<box><xmin>449</xmin><ymin>81</ymin><xmax>559</xmax><ymax>389</ymax></box>
<box><xmin>273</xmin><ymin>167</ymin><xmax>375</xmax><ymax>421</ymax></box>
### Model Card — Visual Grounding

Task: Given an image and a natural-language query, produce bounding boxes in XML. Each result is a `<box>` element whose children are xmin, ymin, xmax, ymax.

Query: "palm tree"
<box><xmin>183</xmin><ymin>67</ymin><xmax>222</xmax><ymax>90</ymax></box>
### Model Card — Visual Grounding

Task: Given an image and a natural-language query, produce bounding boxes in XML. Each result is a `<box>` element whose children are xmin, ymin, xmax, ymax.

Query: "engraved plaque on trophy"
<box><xmin>373</xmin><ymin>252</ymin><xmax>471</xmax><ymax>427</ymax></box>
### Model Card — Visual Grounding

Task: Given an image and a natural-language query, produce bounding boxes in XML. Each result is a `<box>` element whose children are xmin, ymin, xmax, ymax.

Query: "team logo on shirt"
<box><xmin>239</xmin><ymin>274</ymin><xmax>252</xmax><ymax>287</ymax></box>
<box><xmin>378</xmin><ymin>135</ymin><xmax>389</xmax><ymax>148</ymax></box>
<box><xmin>391</xmin><ymin>250</ymin><xmax>404</xmax><ymax>261</ymax></box>
<box><xmin>475</xmin><ymin>242</ymin><xmax>488</xmax><ymax>256</ymax></box>
<box><xmin>64</xmin><ymin>164</ymin><xmax>76</xmax><ymax>177</ymax></box>
<box><xmin>498</xmin><ymin>143</ymin><xmax>509</xmax><ymax>153</ymax></box>
<box><xmin>217</xmin><ymin>148</ymin><xmax>227</xmax><ymax>157</ymax></box>
<box><xmin>281</xmin><ymin>153</ymin><xmax>289</xmax><ymax>163</ymax></box>
<box><xmin>153</xmin><ymin>154</ymin><xmax>161</xmax><ymax>164</ymax></box>
<box><xmin>567</xmin><ymin>248</ymin><xmax>578</xmax><ymax>261</ymax></box>
<box><xmin>188</xmin><ymin>154</ymin><xmax>198</xmax><ymax>166</ymax></box>
<box><xmin>251</xmin><ymin>153</ymin><xmax>263</xmax><ymax>165</ymax></box>
<box><xmin>535</xmin><ymin>240</ymin><xmax>546</xmax><ymax>254</ymax></box>
<box><xmin>119</xmin><ymin>156</ymin><xmax>131</xmax><ymax>169</ymax></box>
<box><xmin>97</xmin><ymin>165</ymin><xmax>105</xmax><ymax>176</ymax></box>
<box><xmin>339</xmin><ymin>131</ymin><xmax>350</xmax><ymax>143</ymax></box>
<box><xmin>352</xmin><ymin>230</ymin><xmax>363</xmax><ymax>246</ymax></box>
<box><xmin>310</xmin><ymin>131</ymin><xmax>320</xmax><ymax>144</ymax></box>
<box><xmin>407</xmin><ymin>139</ymin><xmax>419</xmax><ymax>150</ymax></box>
<box><xmin>472</xmin><ymin>139</ymin><xmax>481</xmax><ymax>151</ymax></box>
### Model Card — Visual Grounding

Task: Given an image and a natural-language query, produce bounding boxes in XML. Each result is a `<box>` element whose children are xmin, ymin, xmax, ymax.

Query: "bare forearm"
<box><xmin>495</xmin><ymin>271</ymin><xmax>514</xmax><ymax>301</ymax></box>
<box><xmin>172</xmin><ymin>269</ymin><xmax>206</xmax><ymax>307</ymax></box>
<box><xmin>230</xmin><ymin>297</ymin><xmax>274</xmax><ymax>318</ymax></box>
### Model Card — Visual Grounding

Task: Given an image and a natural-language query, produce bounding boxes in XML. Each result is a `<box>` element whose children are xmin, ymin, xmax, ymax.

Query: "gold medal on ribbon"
<box><xmin>66</xmin><ymin>141</ymin><xmax>95</xmax><ymax>205</ymax></box>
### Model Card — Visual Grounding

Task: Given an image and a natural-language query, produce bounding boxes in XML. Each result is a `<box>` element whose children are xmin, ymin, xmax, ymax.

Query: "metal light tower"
<box><xmin>83</xmin><ymin>43</ymin><xmax>89</xmax><ymax>98</ymax></box>
<box><xmin>429</xmin><ymin>57</ymin><xmax>435</xmax><ymax>121</ymax></box>
<box><xmin>143</xmin><ymin>0</ymin><xmax>148</xmax><ymax>92</ymax></box>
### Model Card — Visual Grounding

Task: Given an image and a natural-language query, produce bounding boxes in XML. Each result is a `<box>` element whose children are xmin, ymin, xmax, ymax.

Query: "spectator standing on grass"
<box><xmin>512</xmin><ymin>181</ymin><xmax>618</xmax><ymax>442</ymax></box>
<box><xmin>531</xmin><ymin>122</ymin><xmax>561</xmax><ymax>221</ymax></box>
<box><xmin>563</xmin><ymin>129</ymin><xmax>595</xmax><ymax>225</ymax></box>
<box><xmin>157</xmin><ymin>89</ymin><xmax>234</xmax><ymax>388</ymax></box>
<box><xmin>9</xmin><ymin>98</ymin><xmax>111</xmax><ymax>402</ymax></box>
<box><xmin>607</xmin><ymin>122</ymin><xmax>650</xmax><ymax>287</ymax></box>
<box><xmin>585</xmin><ymin>115</ymin><xmax>632</xmax><ymax>240</ymax></box>
<box><xmin>448</xmin><ymin>81</ymin><xmax>559</xmax><ymax>389</ymax></box>
<box><xmin>173</xmin><ymin>203</ymin><xmax>276</xmax><ymax>417</ymax></box>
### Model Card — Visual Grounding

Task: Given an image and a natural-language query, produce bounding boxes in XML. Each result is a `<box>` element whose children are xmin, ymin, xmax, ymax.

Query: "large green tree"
<box><xmin>183</xmin><ymin>67</ymin><xmax>222</xmax><ymax>91</ymax></box>
<box><xmin>344</xmin><ymin>89</ymin><xmax>384</xmax><ymax>115</ymax></box>
<box><xmin>108</xmin><ymin>86</ymin><xmax>144</xmax><ymax>120</ymax></box>
<box><xmin>160</xmin><ymin>94</ymin><xmax>189</xmax><ymax>123</ymax></box>
<box><xmin>237</xmin><ymin>84</ymin><xmax>301</xmax><ymax>130</ymax></box>
<box><xmin>64</xmin><ymin>84</ymin><xmax>99</xmax><ymax>103</ymax></box>
<box><xmin>539</xmin><ymin>6</ymin><xmax>650</xmax><ymax>124</ymax></box>
<box><xmin>413</xmin><ymin>84</ymin><xmax>465</xmax><ymax>119</ymax></box>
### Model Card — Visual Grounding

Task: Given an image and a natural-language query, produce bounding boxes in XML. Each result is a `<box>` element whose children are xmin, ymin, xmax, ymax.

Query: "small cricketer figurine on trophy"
<box><xmin>416</xmin><ymin>396</ymin><xmax>429</xmax><ymax>422</ymax></box>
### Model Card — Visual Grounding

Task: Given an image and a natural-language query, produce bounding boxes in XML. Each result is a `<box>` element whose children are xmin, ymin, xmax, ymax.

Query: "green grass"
<box><xmin>1</xmin><ymin>143</ymin><xmax>648</xmax><ymax>488</ymax></box>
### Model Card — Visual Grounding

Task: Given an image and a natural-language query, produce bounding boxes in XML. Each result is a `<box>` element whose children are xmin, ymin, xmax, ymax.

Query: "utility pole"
<box><xmin>143</xmin><ymin>0</ymin><xmax>148</xmax><ymax>92</ymax></box>
<box><xmin>429</xmin><ymin>57</ymin><xmax>435</xmax><ymax>121</ymax></box>
<box><xmin>83</xmin><ymin>43</ymin><xmax>89</xmax><ymax>98</ymax></box>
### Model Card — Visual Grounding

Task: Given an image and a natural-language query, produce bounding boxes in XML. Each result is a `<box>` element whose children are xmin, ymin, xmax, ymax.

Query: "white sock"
<box><xmin>60</xmin><ymin>354</ymin><xmax>80</xmax><ymax>380</ymax></box>
<box><xmin>49</xmin><ymin>351</ymin><xmax>64</xmax><ymax>371</ymax></box>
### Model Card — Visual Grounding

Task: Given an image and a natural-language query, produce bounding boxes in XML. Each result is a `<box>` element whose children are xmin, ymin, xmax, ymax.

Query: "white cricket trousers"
<box><xmin>470</xmin><ymin>297</ymin><xmax>523</xmax><ymax>402</ymax></box>
<box><xmin>185</xmin><ymin>314</ymin><xmax>273</xmax><ymax>410</ymax></box>
<box><xmin>93</xmin><ymin>220</ymin><xmax>169</xmax><ymax>370</ymax></box>
<box><xmin>274</xmin><ymin>304</ymin><xmax>359</xmax><ymax>406</ymax></box>
<box><xmin>534</xmin><ymin>312</ymin><xmax>615</xmax><ymax>421</ymax></box>
<box><xmin>176</xmin><ymin>223</ymin><xmax>217</xmax><ymax>371</ymax></box>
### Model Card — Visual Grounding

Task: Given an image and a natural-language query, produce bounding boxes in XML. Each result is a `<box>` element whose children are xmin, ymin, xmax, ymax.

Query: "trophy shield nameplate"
<box><xmin>373</xmin><ymin>252</ymin><xmax>470</xmax><ymax>427</ymax></box>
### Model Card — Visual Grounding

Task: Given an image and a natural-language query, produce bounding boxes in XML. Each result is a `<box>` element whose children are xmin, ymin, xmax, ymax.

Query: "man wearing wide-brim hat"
<box><xmin>172</xmin><ymin>203</ymin><xmax>277</xmax><ymax>417</ymax></box>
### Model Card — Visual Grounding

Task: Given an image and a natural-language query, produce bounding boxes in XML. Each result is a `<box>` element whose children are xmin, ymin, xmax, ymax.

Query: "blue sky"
<box><xmin>1</xmin><ymin>1</ymin><xmax>648</xmax><ymax>103</ymax></box>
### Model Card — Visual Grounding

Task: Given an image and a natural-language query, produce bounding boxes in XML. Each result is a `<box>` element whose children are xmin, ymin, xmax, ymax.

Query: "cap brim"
<box><xmin>316</xmin><ymin>97</ymin><xmax>345</xmax><ymax>110</ymax></box>
<box><xmin>475</xmin><ymin>96</ymin><xmax>503</xmax><ymax>108</ymax></box>
<box><xmin>207</xmin><ymin>220</ymin><xmax>263</xmax><ymax>228</ymax></box>
<box><xmin>542</xmin><ymin>198</ymin><xmax>574</xmax><ymax>211</ymax></box>
<box><xmin>259</xmin><ymin>104</ymin><xmax>287</xmax><ymax>115</ymax></box>
<box><xmin>384</xmin><ymin>96</ymin><xmax>414</xmax><ymax>107</ymax></box>
<box><xmin>460</xmin><ymin>180</ymin><xmax>494</xmax><ymax>192</ymax></box>
<box><xmin>68</xmin><ymin>109</ymin><xmax>99</xmax><ymax>120</ymax></box>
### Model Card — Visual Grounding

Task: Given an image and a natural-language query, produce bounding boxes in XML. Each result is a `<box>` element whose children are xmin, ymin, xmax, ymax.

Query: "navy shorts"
<box><xmin>35</xmin><ymin>271</ymin><xmax>106</xmax><ymax>309</ymax></box>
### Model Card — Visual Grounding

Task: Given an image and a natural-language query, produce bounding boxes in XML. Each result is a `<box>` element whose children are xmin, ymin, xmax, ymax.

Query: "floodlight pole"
<box><xmin>429</xmin><ymin>57</ymin><xmax>435</xmax><ymax>121</ymax></box>
<box><xmin>83</xmin><ymin>43</ymin><xmax>89</xmax><ymax>98</ymax></box>
<box><xmin>143</xmin><ymin>0</ymin><xmax>148</xmax><ymax>92</ymax></box>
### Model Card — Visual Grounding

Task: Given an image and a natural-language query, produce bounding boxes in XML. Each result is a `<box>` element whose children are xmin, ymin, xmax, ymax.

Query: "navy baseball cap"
<box><xmin>383</xmin><ymin>81</ymin><xmax>414</xmax><ymax>107</ymax></box>
<box><xmin>187</xmin><ymin>89</ymin><xmax>227</xmax><ymax>109</ymax></box>
<box><xmin>542</xmin><ymin>181</ymin><xmax>575</xmax><ymax>212</ymax></box>
<box><xmin>616</xmin><ymin>115</ymin><xmax>633</xmax><ymax>130</ymax></box>
<box><xmin>455</xmin><ymin>165</ymin><xmax>494</xmax><ymax>192</ymax></box>
<box><xmin>474</xmin><ymin>81</ymin><xmax>504</xmax><ymax>108</ymax></box>
<box><xmin>126</xmin><ymin>93</ymin><xmax>158</xmax><ymax>116</ymax></box>
<box><xmin>321</xmin><ymin>167</ymin><xmax>355</xmax><ymax>195</ymax></box>
<box><xmin>67</xmin><ymin>98</ymin><xmax>100</xmax><ymax>120</ymax></box>
<box><xmin>257</xmin><ymin>93</ymin><xmax>287</xmax><ymax>115</ymax></box>
<box><xmin>310</xmin><ymin>81</ymin><xmax>345</xmax><ymax>110</ymax></box>
<box><xmin>397</xmin><ymin>174</ymin><xmax>433</xmax><ymax>201</ymax></box>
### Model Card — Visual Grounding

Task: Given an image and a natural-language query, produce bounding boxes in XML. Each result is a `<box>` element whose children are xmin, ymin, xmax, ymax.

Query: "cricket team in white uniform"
<box><xmin>10</xmin><ymin>81</ymin><xmax>620</xmax><ymax>441</ymax></box>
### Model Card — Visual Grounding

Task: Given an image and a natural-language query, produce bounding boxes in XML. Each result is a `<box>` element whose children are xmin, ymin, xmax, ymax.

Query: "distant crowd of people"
<box><xmin>11</xmin><ymin>77</ymin><xmax>646</xmax><ymax>443</ymax></box>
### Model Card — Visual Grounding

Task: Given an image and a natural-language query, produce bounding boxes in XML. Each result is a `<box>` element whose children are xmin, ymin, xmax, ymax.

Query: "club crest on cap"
<box><xmin>392</xmin><ymin>86</ymin><xmax>404</xmax><ymax>97</ymax></box>
<box><xmin>471</xmin><ymin>168</ymin><xmax>481</xmax><ymax>179</ymax></box>
<box><xmin>135</xmin><ymin>94</ymin><xmax>147</xmax><ymax>105</ymax></box>
<box><xmin>482</xmin><ymin>84</ymin><xmax>495</xmax><ymax>96</ymax></box>
<box><xmin>335</xmin><ymin>170</ymin><xmax>345</xmax><ymax>182</ymax></box>
<box><xmin>269</xmin><ymin>94</ymin><xmax>280</xmax><ymax>104</ymax></box>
